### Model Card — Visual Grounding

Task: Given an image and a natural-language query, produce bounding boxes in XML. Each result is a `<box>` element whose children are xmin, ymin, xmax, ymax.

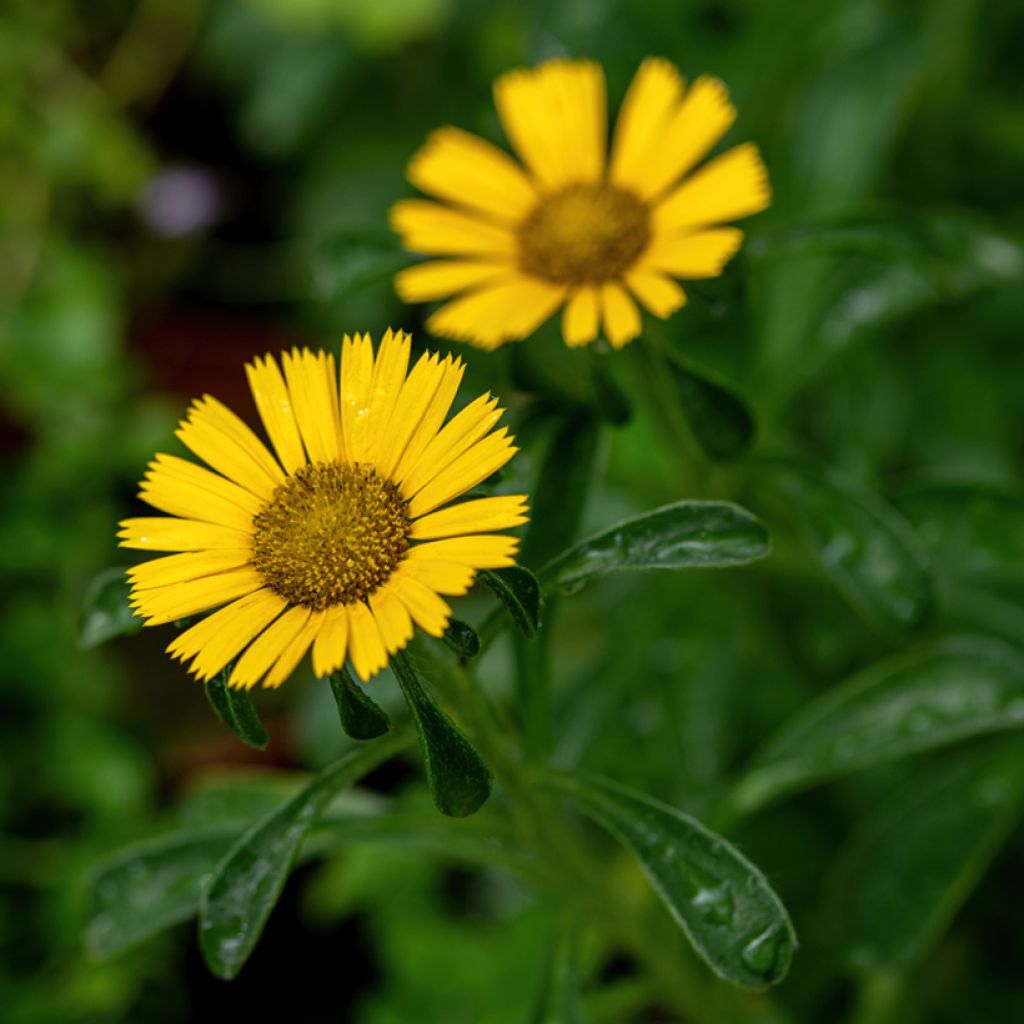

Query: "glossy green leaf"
<box><xmin>198</xmin><ymin>732</ymin><xmax>407</xmax><ymax>979</ymax></box>
<box><xmin>391</xmin><ymin>650</ymin><xmax>491</xmax><ymax>818</ymax></box>
<box><xmin>837</xmin><ymin>737</ymin><xmax>1024</xmax><ymax>970</ymax></box>
<box><xmin>441</xmin><ymin>618</ymin><xmax>481</xmax><ymax>659</ymax></box>
<box><xmin>520</xmin><ymin>412</ymin><xmax>601</xmax><ymax>570</ymax></box>
<box><xmin>78</xmin><ymin>567</ymin><xmax>141</xmax><ymax>649</ymax></box>
<box><xmin>668</xmin><ymin>358</ymin><xmax>756</xmax><ymax>462</ymax></box>
<box><xmin>762</xmin><ymin>461</ymin><xmax>932</xmax><ymax>632</ymax></box>
<box><xmin>541</xmin><ymin>501</ymin><xmax>770</xmax><ymax>595</ymax></box>
<box><xmin>548</xmin><ymin>773</ymin><xmax>796</xmax><ymax>989</ymax></box>
<box><xmin>897</xmin><ymin>483</ymin><xmax>1024</xmax><ymax>581</ymax></box>
<box><xmin>732</xmin><ymin>637</ymin><xmax>1024</xmax><ymax>815</ymax></box>
<box><xmin>481</xmin><ymin>566</ymin><xmax>542</xmax><ymax>639</ymax></box>
<box><xmin>328</xmin><ymin>666</ymin><xmax>390</xmax><ymax>740</ymax></box>
<box><xmin>87</xmin><ymin>828</ymin><xmax>237</xmax><ymax>959</ymax></box>
<box><xmin>205</xmin><ymin>669</ymin><xmax>269</xmax><ymax>750</ymax></box>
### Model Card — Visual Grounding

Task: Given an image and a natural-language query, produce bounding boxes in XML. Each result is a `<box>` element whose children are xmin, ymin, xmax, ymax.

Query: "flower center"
<box><xmin>251</xmin><ymin>463</ymin><xmax>411</xmax><ymax>610</ymax></box>
<box><xmin>517</xmin><ymin>184</ymin><xmax>651</xmax><ymax>285</ymax></box>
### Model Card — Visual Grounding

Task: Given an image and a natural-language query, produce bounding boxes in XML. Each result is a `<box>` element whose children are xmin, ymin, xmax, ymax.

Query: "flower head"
<box><xmin>120</xmin><ymin>331</ymin><xmax>527</xmax><ymax>686</ymax></box>
<box><xmin>392</xmin><ymin>58</ymin><xmax>770</xmax><ymax>350</ymax></box>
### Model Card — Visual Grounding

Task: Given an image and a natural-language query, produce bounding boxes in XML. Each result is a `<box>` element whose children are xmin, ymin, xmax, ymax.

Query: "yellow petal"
<box><xmin>398</xmin><ymin>393</ymin><xmax>502</xmax><ymax>495</ymax></box>
<box><xmin>371</xmin><ymin>352</ymin><xmax>447</xmax><ymax>477</ymax></box>
<box><xmin>408</xmin><ymin>535</ymin><xmax>519</xmax><ymax>569</ymax></box>
<box><xmin>407</xmin><ymin>428</ymin><xmax>518</xmax><ymax>518</ymax></box>
<box><xmin>642</xmin><ymin>228</ymin><xmax>743</xmax><ymax>278</ymax></box>
<box><xmin>139</xmin><ymin>474</ymin><xmax>254</xmax><ymax>532</ymax></box>
<box><xmin>131</xmin><ymin>567</ymin><xmax>263</xmax><ymax>626</ymax></box>
<box><xmin>624</xmin><ymin>269</ymin><xmax>688</xmax><ymax>317</ymax></box>
<box><xmin>399</xmin><ymin>555</ymin><xmax>476</xmax><ymax>596</ymax></box>
<box><xmin>427</xmin><ymin>277</ymin><xmax>566</xmax><ymax>349</ymax></box>
<box><xmin>494</xmin><ymin>59</ymin><xmax>606</xmax><ymax>188</ymax></box>
<box><xmin>653</xmin><ymin>142</ymin><xmax>770</xmax><ymax>234</ymax></box>
<box><xmin>281</xmin><ymin>347</ymin><xmax>342</xmax><ymax>466</ymax></box>
<box><xmin>118</xmin><ymin>517</ymin><xmax>251</xmax><ymax>552</ymax></box>
<box><xmin>347</xmin><ymin>601</ymin><xmax>389</xmax><ymax>681</ymax></box>
<box><xmin>128</xmin><ymin>549</ymin><xmax>252</xmax><ymax>590</ymax></box>
<box><xmin>561</xmin><ymin>286</ymin><xmax>601</xmax><ymax>348</ymax></box>
<box><xmin>610</xmin><ymin>58</ymin><xmax>685</xmax><ymax>192</ymax></box>
<box><xmin>263</xmin><ymin>610</ymin><xmax>325</xmax><ymax>689</ymax></box>
<box><xmin>406</xmin><ymin>126</ymin><xmax>537</xmax><ymax>224</ymax></box>
<box><xmin>245</xmin><ymin>354</ymin><xmax>307</xmax><ymax>474</ymax></box>
<box><xmin>169</xmin><ymin>588</ymin><xmax>287</xmax><ymax>681</ymax></box>
<box><xmin>229</xmin><ymin>605</ymin><xmax>311</xmax><ymax>690</ymax></box>
<box><xmin>395</xmin><ymin>259</ymin><xmax>513</xmax><ymax>303</ymax></box>
<box><xmin>360</xmin><ymin>328</ymin><xmax>411</xmax><ymax>463</ymax></box>
<box><xmin>600</xmin><ymin>283</ymin><xmax>642</xmax><ymax>348</ymax></box>
<box><xmin>339</xmin><ymin>332</ymin><xmax>375</xmax><ymax>465</ymax></box>
<box><xmin>410</xmin><ymin>494</ymin><xmax>529</xmax><ymax>540</ymax></box>
<box><xmin>147</xmin><ymin>454</ymin><xmax>264</xmax><ymax>518</ymax></box>
<box><xmin>390</xmin><ymin>570</ymin><xmax>452</xmax><ymax>636</ymax></box>
<box><xmin>368</xmin><ymin>585</ymin><xmax>415</xmax><ymax>655</ymax></box>
<box><xmin>391</xmin><ymin>199</ymin><xmax>516</xmax><ymax>258</ymax></box>
<box><xmin>311</xmin><ymin>605</ymin><xmax>349</xmax><ymax>677</ymax></box>
<box><xmin>641</xmin><ymin>76</ymin><xmax>737</xmax><ymax>199</ymax></box>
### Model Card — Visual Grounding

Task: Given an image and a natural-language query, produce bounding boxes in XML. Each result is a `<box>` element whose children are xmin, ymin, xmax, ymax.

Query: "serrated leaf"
<box><xmin>79</xmin><ymin>567</ymin><xmax>141</xmax><ymax>649</ymax></box>
<box><xmin>732</xmin><ymin>637</ymin><xmax>1024</xmax><ymax>815</ymax></box>
<box><xmin>205</xmin><ymin>669</ymin><xmax>269</xmax><ymax>750</ymax></box>
<box><xmin>198</xmin><ymin>733</ymin><xmax>407</xmax><ymax>979</ymax></box>
<box><xmin>837</xmin><ymin>737</ymin><xmax>1024</xmax><ymax>971</ymax></box>
<box><xmin>520</xmin><ymin>412</ymin><xmax>601</xmax><ymax>570</ymax></box>
<box><xmin>391</xmin><ymin>650</ymin><xmax>491</xmax><ymax>818</ymax></box>
<box><xmin>442</xmin><ymin>618</ymin><xmax>480</xmax><ymax>658</ymax></box>
<box><xmin>328</xmin><ymin>667</ymin><xmax>390</xmax><ymax>740</ymax></box>
<box><xmin>541</xmin><ymin>501</ymin><xmax>770</xmax><ymax>595</ymax></box>
<box><xmin>548</xmin><ymin>773</ymin><xmax>796</xmax><ymax>989</ymax></box>
<box><xmin>762</xmin><ymin>461</ymin><xmax>932</xmax><ymax>632</ymax></box>
<box><xmin>668</xmin><ymin>358</ymin><xmax>755</xmax><ymax>462</ymax></box>
<box><xmin>481</xmin><ymin>566</ymin><xmax>542</xmax><ymax>639</ymax></box>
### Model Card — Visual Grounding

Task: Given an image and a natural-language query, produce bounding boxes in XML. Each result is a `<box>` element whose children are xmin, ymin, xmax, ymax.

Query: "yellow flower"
<box><xmin>391</xmin><ymin>58</ymin><xmax>770</xmax><ymax>351</ymax></box>
<box><xmin>119</xmin><ymin>331</ymin><xmax>527</xmax><ymax>686</ymax></box>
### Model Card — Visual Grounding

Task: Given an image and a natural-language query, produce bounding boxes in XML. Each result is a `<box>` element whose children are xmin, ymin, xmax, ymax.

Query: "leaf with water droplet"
<box><xmin>480</xmin><ymin>566</ymin><xmax>542</xmax><ymax>639</ymax></box>
<box><xmin>199</xmin><ymin>732</ymin><xmax>409</xmax><ymax>979</ymax></box>
<box><xmin>391</xmin><ymin>650</ymin><xmax>491</xmax><ymax>818</ymax></box>
<box><xmin>833</xmin><ymin>736</ymin><xmax>1024</xmax><ymax>970</ymax></box>
<box><xmin>541</xmin><ymin>501</ymin><xmax>770</xmax><ymax>596</ymax></box>
<box><xmin>79</xmin><ymin>567</ymin><xmax>141</xmax><ymax>649</ymax></box>
<box><xmin>329</xmin><ymin>667</ymin><xmax>390</xmax><ymax>740</ymax></box>
<box><xmin>546</xmin><ymin>772</ymin><xmax>796</xmax><ymax>989</ymax></box>
<box><xmin>205</xmin><ymin>667</ymin><xmax>269</xmax><ymax>750</ymax></box>
<box><xmin>756</xmin><ymin>459</ymin><xmax>932</xmax><ymax>633</ymax></box>
<box><xmin>732</xmin><ymin>636</ymin><xmax>1024</xmax><ymax>815</ymax></box>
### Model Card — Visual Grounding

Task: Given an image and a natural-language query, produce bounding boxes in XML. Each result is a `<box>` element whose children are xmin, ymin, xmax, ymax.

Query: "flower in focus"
<box><xmin>391</xmin><ymin>58</ymin><xmax>770</xmax><ymax>350</ymax></box>
<box><xmin>119</xmin><ymin>331</ymin><xmax>527</xmax><ymax>685</ymax></box>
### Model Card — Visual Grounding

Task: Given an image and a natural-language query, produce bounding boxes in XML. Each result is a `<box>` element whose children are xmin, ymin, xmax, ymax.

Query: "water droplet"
<box><xmin>740</xmin><ymin>923</ymin><xmax>785</xmax><ymax>977</ymax></box>
<box><xmin>690</xmin><ymin>881</ymin><xmax>734</xmax><ymax>926</ymax></box>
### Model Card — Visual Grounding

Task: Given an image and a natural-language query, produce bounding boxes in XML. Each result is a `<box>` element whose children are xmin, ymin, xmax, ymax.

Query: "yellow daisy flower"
<box><xmin>391</xmin><ymin>57</ymin><xmax>770</xmax><ymax>351</ymax></box>
<box><xmin>119</xmin><ymin>330</ymin><xmax>527</xmax><ymax>686</ymax></box>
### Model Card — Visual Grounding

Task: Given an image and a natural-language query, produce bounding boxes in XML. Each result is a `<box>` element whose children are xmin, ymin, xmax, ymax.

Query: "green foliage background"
<box><xmin>2</xmin><ymin>0</ymin><xmax>1023</xmax><ymax>1021</ymax></box>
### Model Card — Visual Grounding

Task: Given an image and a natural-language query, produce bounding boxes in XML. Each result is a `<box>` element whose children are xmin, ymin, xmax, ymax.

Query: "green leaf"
<box><xmin>541</xmin><ymin>501</ymin><xmax>771</xmax><ymax>595</ymax></box>
<box><xmin>391</xmin><ymin>650</ymin><xmax>491</xmax><ymax>818</ymax></box>
<box><xmin>78</xmin><ymin>567</ymin><xmax>141</xmax><ymax>649</ymax></box>
<box><xmin>442</xmin><ymin>618</ymin><xmax>481</xmax><ymax>659</ymax></box>
<box><xmin>312</xmin><ymin>224</ymin><xmax>408</xmax><ymax>302</ymax></box>
<box><xmin>205</xmin><ymin>669</ymin><xmax>269</xmax><ymax>750</ymax></box>
<box><xmin>480</xmin><ymin>566</ymin><xmax>542</xmax><ymax>639</ymax></box>
<box><xmin>837</xmin><ymin>737</ymin><xmax>1024</xmax><ymax>970</ymax></box>
<box><xmin>667</xmin><ymin>358</ymin><xmax>756</xmax><ymax>462</ymax></box>
<box><xmin>520</xmin><ymin>411</ymin><xmax>601</xmax><ymax>570</ymax></box>
<box><xmin>329</xmin><ymin>667</ymin><xmax>391</xmax><ymax>740</ymax></box>
<box><xmin>732</xmin><ymin>637</ymin><xmax>1024</xmax><ymax>815</ymax></box>
<box><xmin>198</xmin><ymin>733</ymin><xmax>407</xmax><ymax>979</ymax></box>
<box><xmin>548</xmin><ymin>773</ymin><xmax>796</xmax><ymax>989</ymax></box>
<box><xmin>87</xmin><ymin>828</ymin><xmax>237</xmax><ymax>959</ymax></box>
<box><xmin>588</xmin><ymin>352</ymin><xmax>631</xmax><ymax>425</ymax></box>
<box><xmin>760</xmin><ymin>461</ymin><xmax>932</xmax><ymax>632</ymax></box>
<box><xmin>531</xmin><ymin>921</ymin><xmax>582</xmax><ymax>1024</ymax></box>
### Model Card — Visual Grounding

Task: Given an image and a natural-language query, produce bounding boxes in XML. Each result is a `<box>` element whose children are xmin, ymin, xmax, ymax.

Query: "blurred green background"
<box><xmin>2</xmin><ymin>0</ymin><xmax>1023</xmax><ymax>1021</ymax></box>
